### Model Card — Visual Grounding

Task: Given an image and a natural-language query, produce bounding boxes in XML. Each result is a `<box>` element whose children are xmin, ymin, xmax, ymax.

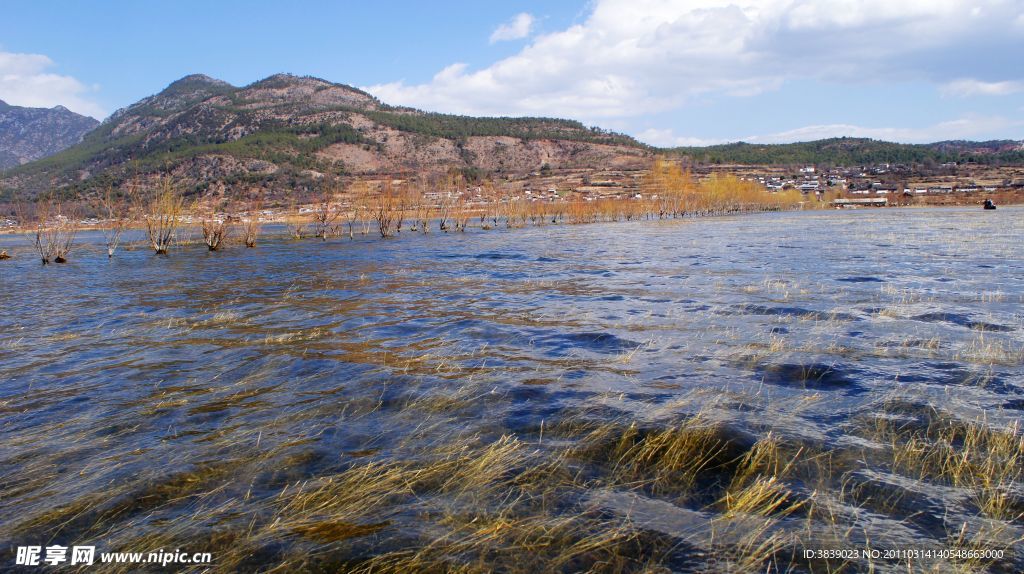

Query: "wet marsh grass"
<box><xmin>5</xmin><ymin>374</ymin><xmax>1023</xmax><ymax>573</ymax></box>
<box><xmin>882</xmin><ymin>415</ymin><xmax>1024</xmax><ymax>522</ymax></box>
<box><xmin>956</xmin><ymin>334</ymin><xmax>1024</xmax><ymax>366</ymax></box>
<box><xmin>3</xmin><ymin>208</ymin><xmax>1023</xmax><ymax>572</ymax></box>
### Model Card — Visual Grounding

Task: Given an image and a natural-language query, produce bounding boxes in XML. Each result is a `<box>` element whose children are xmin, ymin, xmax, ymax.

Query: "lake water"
<box><xmin>1</xmin><ymin>207</ymin><xmax>1022</xmax><ymax>572</ymax></box>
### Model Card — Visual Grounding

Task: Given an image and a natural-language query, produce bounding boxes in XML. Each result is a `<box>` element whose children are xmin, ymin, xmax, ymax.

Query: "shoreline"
<box><xmin>1</xmin><ymin>198</ymin><xmax>1018</xmax><ymax>240</ymax></box>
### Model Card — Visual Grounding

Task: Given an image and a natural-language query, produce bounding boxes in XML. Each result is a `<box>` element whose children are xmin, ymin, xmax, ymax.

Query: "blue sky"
<box><xmin>2</xmin><ymin>0</ymin><xmax>1023</xmax><ymax>145</ymax></box>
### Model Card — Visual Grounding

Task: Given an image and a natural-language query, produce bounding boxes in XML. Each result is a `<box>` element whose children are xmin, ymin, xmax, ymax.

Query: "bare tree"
<box><xmin>20</xmin><ymin>200</ymin><xmax>77</xmax><ymax>264</ymax></box>
<box><xmin>144</xmin><ymin>176</ymin><xmax>185</xmax><ymax>255</ymax></box>
<box><xmin>417</xmin><ymin>203</ymin><xmax>432</xmax><ymax>233</ymax></box>
<box><xmin>201</xmin><ymin>212</ymin><xmax>231</xmax><ymax>251</ymax></box>
<box><xmin>313</xmin><ymin>180</ymin><xmax>342</xmax><ymax>241</ymax></box>
<box><xmin>375</xmin><ymin>181</ymin><xmax>397</xmax><ymax>238</ymax></box>
<box><xmin>454</xmin><ymin>194</ymin><xmax>472</xmax><ymax>232</ymax></box>
<box><xmin>51</xmin><ymin>203</ymin><xmax>77</xmax><ymax>263</ymax></box>
<box><xmin>394</xmin><ymin>182</ymin><xmax>408</xmax><ymax>234</ymax></box>
<box><xmin>345</xmin><ymin>181</ymin><xmax>367</xmax><ymax>240</ymax></box>
<box><xmin>17</xmin><ymin>202</ymin><xmax>50</xmax><ymax>264</ymax></box>
<box><xmin>31</xmin><ymin>202</ymin><xmax>56</xmax><ymax>264</ymax></box>
<box><xmin>415</xmin><ymin>178</ymin><xmax>432</xmax><ymax>233</ymax></box>
<box><xmin>438</xmin><ymin>171</ymin><xmax>464</xmax><ymax>232</ymax></box>
<box><xmin>345</xmin><ymin>202</ymin><xmax>358</xmax><ymax>239</ymax></box>
<box><xmin>242</xmin><ymin>196</ymin><xmax>262</xmax><ymax>248</ymax></box>
<box><xmin>96</xmin><ymin>183</ymin><xmax>133</xmax><ymax>258</ymax></box>
<box><xmin>285</xmin><ymin>199</ymin><xmax>307</xmax><ymax>240</ymax></box>
<box><xmin>359</xmin><ymin>196</ymin><xmax>373</xmax><ymax>236</ymax></box>
<box><xmin>437</xmin><ymin>194</ymin><xmax>452</xmax><ymax>232</ymax></box>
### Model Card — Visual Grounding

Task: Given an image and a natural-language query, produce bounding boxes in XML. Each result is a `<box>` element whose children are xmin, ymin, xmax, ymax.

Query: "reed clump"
<box><xmin>274</xmin><ymin>461</ymin><xmax>416</xmax><ymax>530</ymax></box>
<box><xmin>251</xmin><ymin>433</ymin><xmax>607</xmax><ymax>571</ymax></box>
<box><xmin>887</xmin><ymin>417</ymin><xmax>1024</xmax><ymax>521</ymax></box>
<box><xmin>353</xmin><ymin>512</ymin><xmax>668</xmax><ymax>574</ymax></box>
<box><xmin>568</xmin><ymin>414</ymin><xmax>744</xmax><ymax>501</ymax></box>
<box><xmin>719</xmin><ymin>434</ymin><xmax>807</xmax><ymax>519</ymax></box>
<box><xmin>955</xmin><ymin>333</ymin><xmax>1024</xmax><ymax>365</ymax></box>
<box><xmin>12</xmin><ymin>391</ymin><xmax>1022</xmax><ymax>574</ymax></box>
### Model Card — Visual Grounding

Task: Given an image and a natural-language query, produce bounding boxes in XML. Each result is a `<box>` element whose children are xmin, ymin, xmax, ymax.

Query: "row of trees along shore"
<box><xmin>2</xmin><ymin>158</ymin><xmax>809</xmax><ymax>264</ymax></box>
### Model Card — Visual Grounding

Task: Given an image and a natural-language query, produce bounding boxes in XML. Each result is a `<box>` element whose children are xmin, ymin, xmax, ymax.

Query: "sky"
<box><xmin>2</xmin><ymin>0</ymin><xmax>1023</xmax><ymax>146</ymax></box>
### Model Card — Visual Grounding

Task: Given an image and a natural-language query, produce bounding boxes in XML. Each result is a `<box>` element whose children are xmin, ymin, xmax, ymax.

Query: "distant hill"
<box><xmin>1</xmin><ymin>73</ymin><xmax>649</xmax><ymax>199</ymax></box>
<box><xmin>671</xmin><ymin>137</ymin><xmax>1024</xmax><ymax>166</ymax></box>
<box><xmin>5</xmin><ymin>74</ymin><xmax>1023</xmax><ymax>201</ymax></box>
<box><xmin>0</xmin><ymin>100</ymin><xmax>99</xmax><ymax>169</ymax></box>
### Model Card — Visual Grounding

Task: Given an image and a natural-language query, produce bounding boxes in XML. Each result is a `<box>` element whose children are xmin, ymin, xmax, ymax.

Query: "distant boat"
<box><xmin>983</xmin><ymin>199</ymin><xmax>997</xmax><ymax>210</ymax></box>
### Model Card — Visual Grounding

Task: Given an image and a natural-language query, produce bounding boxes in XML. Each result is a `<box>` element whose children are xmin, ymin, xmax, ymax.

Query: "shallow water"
<box><xmin>1</xmin><ymin>207</ymin><xmax>1022</xmax><ymax>572</ymax></box>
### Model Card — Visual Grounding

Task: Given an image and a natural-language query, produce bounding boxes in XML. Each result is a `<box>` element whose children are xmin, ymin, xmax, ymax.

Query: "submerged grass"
<box><xmin>887</xmin><ymin>417</ymin><xmax>1024</xmax><ymax>522</ymax></box>
<box><xmin>5</xmin><ymin>377</ymin><xmax>1023</xmax><ymax>573</ymax></box>
<box><xmin>3</xmin><ymin>208</ymin><xmax>1023</xmax><ymax>573</ymax></box>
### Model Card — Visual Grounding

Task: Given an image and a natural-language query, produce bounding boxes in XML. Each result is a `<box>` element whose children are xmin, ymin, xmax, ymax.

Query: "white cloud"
<box><xmin>366</xmin><ymin>0</ymin><xmax>1024</xmax><ymax>126</ymax></box>
<box><xmin>942</xmin><ymin>78</ymin><xmax>1024</xmax><ymax>97</ymax></box>
<box><xmin>489</xmin><ymin>13</ymin><xmax>534</xmax><ymax>43</ymax></box>
<box><xmin>637</xmin><ymin>115</ymin><xmax>1023</xmax><ymax>146</ymax></box>
<box><xmin>636</xmin><ymin>128</ymin><xmax>725</xmax><ymax>147</ymax></box>
<box><xmin>754</xmin><ymin>117</ymin><xmax>1019</xmax><ymax>144</ymax></box>
<box><xmin>0</xmin><ymin>51</ymin><xmax>104</xmax><ymax>118</ymax></box>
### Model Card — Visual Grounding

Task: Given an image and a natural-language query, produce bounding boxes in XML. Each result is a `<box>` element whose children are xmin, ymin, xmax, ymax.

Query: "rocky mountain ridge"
<box><xmin>0</xmin><ymin>100</ymin><xmax>100</xmax><ymax>170</ymax></box>
<box><xmin>1</xmin><ymin>73</ymin><xmax>648</xmax><ymax>199</ymax></box>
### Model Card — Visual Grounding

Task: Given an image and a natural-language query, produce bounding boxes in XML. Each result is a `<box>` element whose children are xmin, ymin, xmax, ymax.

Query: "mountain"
<box><xmin>0</xmin><ymin>73</ymin><xmax>649</xmax><ymax>198</ymax></box>
<box><xmin>671</xmin><ymin>137</ymin><xmax>1024</xmax><ymax>166</ymax></box>
<box><xmin>6</xmin><ymin>73</ymin><xmax>1021</xmax><ymax>200</ymax></box>
<box><xmin>0</xmin><ymin>99</ymin><xmax>100</xmax><ymax>170</ymax></box>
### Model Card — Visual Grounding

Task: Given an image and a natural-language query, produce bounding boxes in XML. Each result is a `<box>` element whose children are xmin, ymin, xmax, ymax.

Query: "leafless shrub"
<box><xmin>394</xmin><ymin>183</ymin><xmax>409</xmax><ymax>233</ymax></box>
<box><xmin>453</xmin><ymin>194</ymin><xmax>472</xmax><ymax>232</ymax></box>
<box><xmin>19</xmin><ymin>200</ymin><xmax>77</xmax><ymax>264</ymax></box>
<box><xmin>285</xmin><ymin>200</ymin><xmax>307</xmax><ymax>240</ymax></box>
<box><xmin>200</xmin><ymin>212</ymin><xmax>231</xmax><ymax>251</ymax></box>
<box><xmin>375</xmin><ymin>181</ymin><xmax>397</xmax><ymax>238</ymax></box>
<box><xmin>341</xmin><ymin>185</ymin><xmax>374</xmax><ymax>237</ymax></box>
<box><xmin>96</xmin><ymin>183</ymin><xmax>134</xmax><ymax>258</ymax></box>
<box><xmin>345</xmin><ymin>205</ymin><xmax>358</xmax><ymax>240</ymax></box>
<box><xmin>482</xmin><ymin>198</ymin><xmax>501</xmax><ymax>230</ymax></box>
<box><xmin>413</xmin><ymin>178</ymin><xmax>431</xmax><ymax>233</ymax></box>
<box><xmin>437</xmin><ymin>194</ymin><xmax>452</xmax><ymax>232</ymax></box>
<box><xmin>143</xmin><ymin>177</ymin><xmax>185</xmax><ymax>255</ymax></box>
<box><xmin>17</xmin><ymin>202</ymin><xmax>50</xmax><ymax>264</ymax></box>
<box><xmin>313</xmin><ymin>180</ymin><xmax>342</xmax><ymax>241</ymax></box>
<box><xmin>417</xmin><ymin>204</ymin><xmax>432</xmax><ymax>233</ymax></box>
<box><xmin>504</xmin><ymin>198</ymin><xmax>528</xmax><ymax>228</ymax></box>
<box><xmin>438</xmin><ymin>172</ymin><xmax>466</xmax><ymax>232</ymax></box>
<box><xmin>242</xmin><ymin>197</ymin><xmax>262</xmax><ymax>248</ymax></box>
<box><xmin>360</xmin><ymin>197</ymin><xmax>373</xmax><ymax>236</ymax></box>
<box><xmin>344</xmin><ymin>181</ymin><xmax>368</xmax><ymax>239</ymax></box>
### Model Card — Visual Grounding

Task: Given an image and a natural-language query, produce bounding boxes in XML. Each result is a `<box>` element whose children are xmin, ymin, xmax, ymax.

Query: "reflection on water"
<box><xmin>1</xmin><ymin>207</ymin><xmax>1022</xmax><ymax>572</ymax></box>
